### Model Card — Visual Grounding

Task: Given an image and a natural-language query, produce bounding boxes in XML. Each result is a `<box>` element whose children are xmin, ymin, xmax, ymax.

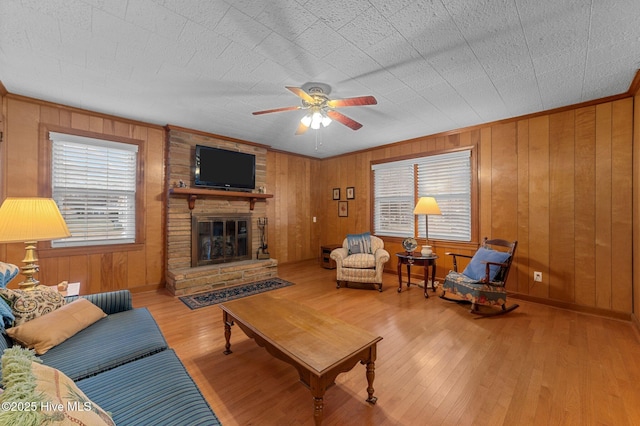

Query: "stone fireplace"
<box><xmin>165</xmin><ymin>127</ymin><xmax>277</xmax><ymax>296</ymax></box>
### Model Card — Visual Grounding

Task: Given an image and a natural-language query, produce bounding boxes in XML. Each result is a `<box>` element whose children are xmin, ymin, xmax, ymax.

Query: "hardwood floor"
<box><xmin>133</xmin><ymin>260</ymin><xmax>640</xmax><ymax>425</ymax></box>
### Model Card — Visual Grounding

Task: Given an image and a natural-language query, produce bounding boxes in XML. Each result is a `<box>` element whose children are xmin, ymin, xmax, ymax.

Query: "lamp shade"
<box><xmin>413</xmin><ymin>197</ymin><xmax>442</xmax><ymax>215</ymax></box>
<box><xmin>0</xmin><ymin>197</ymin><xmax>71</xmax><ymax>243</ymax></box>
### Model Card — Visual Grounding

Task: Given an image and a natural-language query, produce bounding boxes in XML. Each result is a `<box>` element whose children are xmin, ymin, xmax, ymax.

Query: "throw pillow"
<box><xmin>0</xmin><ymin>285</ymin><xmax>66</xmax><ymax>326</ymax></box>
<box><xmin>346</xmin><ymin>232</ymin><xmax>372</xmax><ymax>255</ymax></box>
<box><xmin>462</xmin><ymin>247</ymin><xmax>511</xmax><ymax>281</ymax></box>
<box><xmin>0</xmin><ymin>346</ymin><xmax>115</xmax><ymax>425</ymax></box>
<box><xmin>7</xmin><ymin>298</ymin><xmax>106</xmax><ymax>355</ymax></box>
<box><xmin>0</xmin><ymin>261</ymin><xmax>19</xmax><ymax>288</ymax></box>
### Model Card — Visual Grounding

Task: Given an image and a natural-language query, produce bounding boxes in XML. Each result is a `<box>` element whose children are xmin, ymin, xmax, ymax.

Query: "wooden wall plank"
<box><xmin>528</xmin><ymin>116</ymin><xmax>550</xmax><ymax>299</ymax></box>
<box><xmin>516</xmin><ymin>120</ymin><xmax>530</xmax><ymax>294</ymax></box>
<box><xmin>574</xmin><ymin>106</ymin><xmax>596</xmax><ymax>306</ymax></box>
<box><xmin>548</xmin><ymin>110</ymin><xmax>575</xmax><ymax>302</ymax></box>
<box><xmin>595</xmin><ymin>103</ymin><xmax>613</xmax><ymax>309</ymax></box>
<box><xmin>610</xmin><ymin>98</ymin><xmax>633</xmax><ymax>312</ymax></box>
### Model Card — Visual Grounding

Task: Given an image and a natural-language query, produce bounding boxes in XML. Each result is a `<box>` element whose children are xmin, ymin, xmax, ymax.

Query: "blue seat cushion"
<box><xmin>462</xmin><ymin>247</ymin><xmax>511</xmax><ymax>281</ymax></box>
<box><xmin>39</xmin><ymin>307</ymin><xmax>168</xmax><ymax>381</ymax></box>
<box><xmin>77</xmin><ymin>349</ymin><xmax>221</xmax><ymax>426</ymax></box>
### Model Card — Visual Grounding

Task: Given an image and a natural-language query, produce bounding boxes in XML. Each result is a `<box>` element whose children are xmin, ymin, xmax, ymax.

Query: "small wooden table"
<box><xmin>396</xmin><ymin>253</ymin><xmax>438</xmax><ymax>298</ymax></box>
<box><xmin>220</xmin><ymin>294</ymin><xmax>382</xmax><ymax>425</ymax></box>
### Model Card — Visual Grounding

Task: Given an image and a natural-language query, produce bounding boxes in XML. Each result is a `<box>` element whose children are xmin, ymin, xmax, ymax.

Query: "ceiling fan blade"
<box><xmin>252</xmin><ymin>106</ymin><xmax>301</xmax><ymax>115</ymax></box>
<box><xmin>295</xmin><ymin>121</ymin><xmax>309</xmax><ymax>135</ymax></box>
<box><xmin>326</xmin><ymin>110</ymin><xmax>363</xmax><ymax>131</ymax></box>
<box><xmin>327</xmin><ymin>95</ymin><xmax>377</xmax><ymax>108</ymax></box>
<box><xmin>286</xmin><ymin>86</ymin><xmax>315</xmax><ymax>103</ymax></box>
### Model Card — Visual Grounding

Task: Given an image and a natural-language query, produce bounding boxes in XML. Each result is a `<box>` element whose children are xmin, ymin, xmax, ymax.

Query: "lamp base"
<box><xmin>20</xmin><ymin>242</ymin><xmax>40</xmax><ymax>291</ymax></box>
<box><xmin>421</xmin><ymin>245</ymin><xmax>432</xmax><ymax>256</ymax></box>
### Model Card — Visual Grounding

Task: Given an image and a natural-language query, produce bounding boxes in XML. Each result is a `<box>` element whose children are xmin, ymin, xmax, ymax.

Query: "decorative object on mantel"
<box><xmin>338</xmin><ymin>201</ymin><xmax>348</xmax><ymax>217</ymax></box>
<box><xmin>413</xmin><ymin>197</ymin><xmax>442</xmax><ymax>256</ymax></box>
<box><xmin>0</xmin><ymin>198</ymin><xmax>71</xmax><ymax>290</ymax></box>
<box><xmin>178</xmin><ymin>278</ymin><xmax>294</xmax><ymax>309</ymax></box>
<box><xmin>332</xmin><ymin>188</ymin><xmax>340</xmax><ymax>200</ymax></box>
<box><xmin>169</xmin><ymin>187</ymin><xmax>273</xmax><ymax>210</ymax></box>
<box><xmin>256</xmin><ymin>217</ymin><xmax>270</xmax><ymax>260</ymax></box>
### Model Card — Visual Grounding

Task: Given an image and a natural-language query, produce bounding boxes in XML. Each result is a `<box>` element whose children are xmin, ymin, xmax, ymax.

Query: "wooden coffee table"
<box><xmin>220</xmin><ymin>294</ymin><xmax>383</xmax><ymax>425</ymax></box>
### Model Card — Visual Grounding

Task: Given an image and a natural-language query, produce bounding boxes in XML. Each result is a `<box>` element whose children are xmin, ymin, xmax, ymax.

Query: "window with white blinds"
<box><xmin>372</xmin><ymin>149</ymin><xmax>472</xmax><ymax>241</ymax></box>
<box><xmin>49</xmin><ymin>132</ymin><xmax>138</xmax><ymax>248</ymax></box>
<box><xmin>416</xmin><ymin>150</ymin><xmax>471</xmax><ymax>241</ymax></box>
<box><xmin>372</xmin><ymin>160</ymin><xmax>415</xmax><ymax>237</ymax></box>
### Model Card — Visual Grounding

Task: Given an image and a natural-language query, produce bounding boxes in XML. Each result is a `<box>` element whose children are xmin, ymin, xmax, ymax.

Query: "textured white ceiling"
<box><xmin>1</xmin><ymin>0</ymin><xmax>639</xmax><ymax>158</ymax></box>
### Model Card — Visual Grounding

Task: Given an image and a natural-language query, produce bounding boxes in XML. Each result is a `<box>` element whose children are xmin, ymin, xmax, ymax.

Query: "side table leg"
<box><xmin>431</xmin><ymin>261</ymin><xmax>437</xmax><ymax>293</ymax></box>
<box><xmin>424</xmin><ymin>263</ymin><xmax>429</xmax><ymax>298</ymax></box>
<box><xmin>397</xmin><ymin>258</ymin><xmax>403</xmax><ymax>292</ymax></box>
<box><xmin>406</xmin><ymin>264</ymin><xmax>411</xmax><ymax>288</ymax></box>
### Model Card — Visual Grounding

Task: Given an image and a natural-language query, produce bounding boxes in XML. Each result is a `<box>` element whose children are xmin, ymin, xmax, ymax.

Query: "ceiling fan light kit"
<box><xmin>253</xmin><ymin>82</ymin><xmax>377</xmax><ymax>135</ymax></box>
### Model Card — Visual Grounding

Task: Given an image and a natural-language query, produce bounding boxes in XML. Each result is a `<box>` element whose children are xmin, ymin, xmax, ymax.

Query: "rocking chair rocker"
<box><xmin>440</xmin><ymin>237</ymin><xmax>518</xmax><ymax>316</ymax></box>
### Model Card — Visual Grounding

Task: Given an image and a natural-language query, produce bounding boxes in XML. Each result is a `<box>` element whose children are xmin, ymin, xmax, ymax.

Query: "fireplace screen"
<box><xmin>192</xmin><ymin>215</ymin><xmax>251</xmax><ymax>267</ymax></box>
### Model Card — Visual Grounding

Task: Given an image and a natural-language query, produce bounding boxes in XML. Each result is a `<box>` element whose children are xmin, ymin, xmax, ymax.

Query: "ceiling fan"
<box><xmin>252</xmin><ymin>82</ymin><xmax>377</xmax><ymax>135</ymax></box>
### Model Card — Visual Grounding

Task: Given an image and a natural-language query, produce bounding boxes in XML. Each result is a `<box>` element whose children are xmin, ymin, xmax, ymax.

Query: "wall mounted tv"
<box><xmin>194</xmin><ymin>145</ymin><xmax>256</xmax><ymax>191</ymax></box>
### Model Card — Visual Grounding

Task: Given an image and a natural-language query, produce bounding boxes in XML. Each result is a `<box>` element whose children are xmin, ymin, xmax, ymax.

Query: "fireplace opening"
<box><xmin>192</xmin><ymin>214</ymin><xmax>251</xmax><ymax>267</ymax></box>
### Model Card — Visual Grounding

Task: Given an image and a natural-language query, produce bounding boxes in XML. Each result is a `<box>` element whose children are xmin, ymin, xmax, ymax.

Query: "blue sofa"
<box><xmin>0</xmin><ymin>290</ymin><xmax>221</xmax><ymax>425</ymax></box>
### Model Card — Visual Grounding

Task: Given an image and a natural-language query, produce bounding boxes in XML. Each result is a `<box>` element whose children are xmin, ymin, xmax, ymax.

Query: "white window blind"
<box><xmin>372</xmin><ymin>150</ymin><xmax>472</xmax><ymax>241</ymax></box>
<box><xmin>372</xmin><ymin>160</ymin><xmax>415</xmax><ymax>237</ymax></box>
<box><xmin>416</xmin><ymin>150</ymin><xmax>471</xmax><ymax>241</ymax></box>
<box><xmin>49</xmin><ymin>132</ymin><xmax>138</xmax><ymax>248</ymax></box>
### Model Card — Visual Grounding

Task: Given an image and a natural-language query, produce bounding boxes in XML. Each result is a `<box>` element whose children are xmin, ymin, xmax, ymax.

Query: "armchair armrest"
<box><xmin>330</xmin><ymin>247</ymin><xmax>349</xmax><ymax>264</ymax></box>
<box><xmin>374</xmin><ymin>248</ymin><xmax>390</xmax><ymax>264</ymax></box>
<box><xmin>445</xmin><ymin>252</ymin><xmax>473</xmax><ymax>272</ymax></box>
<box><xmin>65</xmin><ymin>290</ymin><xmax>133</xmax><ymax>315</ymax></box>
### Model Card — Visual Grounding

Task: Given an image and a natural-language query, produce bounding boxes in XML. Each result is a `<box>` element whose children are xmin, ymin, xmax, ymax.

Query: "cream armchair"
<box><xmin>330</xmin><ymin>233</ymin><xmax>390</xmax><ymax>292</ymax></box>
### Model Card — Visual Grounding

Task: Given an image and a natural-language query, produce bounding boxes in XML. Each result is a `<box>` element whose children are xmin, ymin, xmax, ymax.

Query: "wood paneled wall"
<box><xmin>317</xmin><ymin>98</ymin><xmax>634</xmax><ymax>315</ymax></box>
<box><xmin>0</xmin><ymin>95</ymin><xmax>166</xmax><ymax>294</ymax></box>
<box><xmin>1</xmin><ymin>90</ymin><xmax>635</xmax><ymax>317</ymax></box>
<box><xmin>633</xmin><ymin>89</ymin><xmax>640</xmax><ymax>324</ymax></box>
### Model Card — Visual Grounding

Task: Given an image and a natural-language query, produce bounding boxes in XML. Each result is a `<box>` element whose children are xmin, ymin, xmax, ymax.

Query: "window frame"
<box><xmin>370</xmin><ymin>146</ymin><xmax>478</xmax><ymax>244</ymax></box>
<box><xmin>37</xmin><ymin>125</ymin><xmax>145</xmax><ymax>257</ymax></box>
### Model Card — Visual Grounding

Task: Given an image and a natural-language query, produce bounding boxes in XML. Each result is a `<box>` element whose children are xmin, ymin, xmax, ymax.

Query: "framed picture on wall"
<box><xmin>338</xmin><ymin>201</ymin><xmax>348</xmax><ymax>217</ymax></box>
<box><xmin>346</xmin><ymin>187</ymin><xmax>355</xmax><ymax>199</ymax></box>
<box><xmin>333</xmin><ymin>188</ymin><xmax>340</xmax><ymax>200</ymax></box>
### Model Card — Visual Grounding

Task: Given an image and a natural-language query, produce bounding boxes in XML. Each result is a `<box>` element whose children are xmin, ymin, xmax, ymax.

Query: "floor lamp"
<box><xmin>413</xmin><ymin>197</ymin><xmax>441</xmax><ymax>256</ymax></box>
<box><xmin>0</xmin><ymin>197</ymin><xmax>71</xmax><ymax>290</ymax></box>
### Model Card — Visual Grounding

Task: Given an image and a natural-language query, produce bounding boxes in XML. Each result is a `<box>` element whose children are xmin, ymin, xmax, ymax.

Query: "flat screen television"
<box><xmin>195</xmin><ymin>145</ymin><xmax>256</xmax><ymax>191</ymax></box>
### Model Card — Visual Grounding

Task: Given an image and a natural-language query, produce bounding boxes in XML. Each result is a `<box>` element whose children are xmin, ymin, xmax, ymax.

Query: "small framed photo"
<box><xmin>346</xmin><ymin>187</ymin><xmax>355</xmax><ymax>199</ymax></box>
<box><xmin>338</xmin><ymin>201</ymin><xmax>348</xmax><ymax>217</ymax></box>
<box><xmin>332</xmin><ymin>188</ymin><xmax>341</xmax><ymax>200</ymax></box>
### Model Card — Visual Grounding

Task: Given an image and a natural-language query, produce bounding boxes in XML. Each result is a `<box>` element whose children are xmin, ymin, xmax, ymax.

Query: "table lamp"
<box><xmin>0</xmin><ymin>197</ymin><xmax>71</xmax><ymax>290</ymax></box>
<box><xmin>413</xmin><ymin>196</ymin><xmax>441</xmax><ymax>256</ymax></box>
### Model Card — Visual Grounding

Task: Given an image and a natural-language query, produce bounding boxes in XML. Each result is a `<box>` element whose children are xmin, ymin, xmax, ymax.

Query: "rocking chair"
<box><xmin>440</xmin><ymin>237</ymin><xmax>518</xmax><ymax>316</ymax></box>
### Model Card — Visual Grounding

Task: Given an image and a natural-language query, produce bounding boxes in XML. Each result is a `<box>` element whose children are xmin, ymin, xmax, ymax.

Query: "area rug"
<box><xmin>179</xmin><ymin>278</ymin><xmax>294</xmax><ymax>309</ymax></box>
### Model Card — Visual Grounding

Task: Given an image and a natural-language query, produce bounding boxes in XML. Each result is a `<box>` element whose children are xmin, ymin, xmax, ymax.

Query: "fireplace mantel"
<box><xmin>169</xmin><ymin>187</ymin><xmax>274</xmax><ymax>210</ymax></box>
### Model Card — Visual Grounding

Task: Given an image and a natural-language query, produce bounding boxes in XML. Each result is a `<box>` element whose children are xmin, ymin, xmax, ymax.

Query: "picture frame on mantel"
<box><xmin>346</xmin><ymin>187</ymin><xmax>355</xmax><ymax>199</ymax></box>
<box><xmin>333</xmin><ymin>188</ymin><xmax>340</xmax><ymax>200</ymax></box>
<box><xmin>338</xmin><ymin>201</ymin><xmax>348</xmax><ymax>217</ymax></box>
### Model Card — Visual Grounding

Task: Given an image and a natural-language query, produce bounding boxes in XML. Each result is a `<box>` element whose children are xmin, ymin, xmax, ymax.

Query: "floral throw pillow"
<box><xmin>0</xmin><ymin>285</ymin><xmax>66</xmax><ymax>327</ymax></box>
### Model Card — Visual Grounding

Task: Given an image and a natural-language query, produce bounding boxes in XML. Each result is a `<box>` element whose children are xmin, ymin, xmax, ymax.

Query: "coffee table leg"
<box><xmin>365</xmin><ymin>360</ymin><xmax>378</xmax><ymax>404</ymax></box>
<box><xmin>223</xmin><ymin>312</ymin><xmax>233</xmax><ymax>355</ymax></box>
<box><xmin>313</xmin><ymin>396</ymin><xmax>324</xmax><ymax>425</ymax></box>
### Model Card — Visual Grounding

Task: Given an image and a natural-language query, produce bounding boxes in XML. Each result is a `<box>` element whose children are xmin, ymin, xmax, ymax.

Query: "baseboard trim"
<box><xmin>508</xmin><ymin>292</ymin><xmax>632</xmax><ymax>321</ymax></box>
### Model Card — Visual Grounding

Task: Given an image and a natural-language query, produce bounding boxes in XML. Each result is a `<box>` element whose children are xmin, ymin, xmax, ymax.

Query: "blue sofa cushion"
<box><xmin>39</xmin><ymin>307</ymin><xmax>168</xmax><ymax>381</ymax></box>
<box><xmin>77</xmin><ymin>349</ymin><xmax>221</xmax><ymax>426</ymax></box>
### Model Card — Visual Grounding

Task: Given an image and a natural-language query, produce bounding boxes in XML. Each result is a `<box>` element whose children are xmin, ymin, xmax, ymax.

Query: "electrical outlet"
<box><xmin>533</xmin><ymin>271</ymin><xmax>542</xmax><ymax>282</ymax></box>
